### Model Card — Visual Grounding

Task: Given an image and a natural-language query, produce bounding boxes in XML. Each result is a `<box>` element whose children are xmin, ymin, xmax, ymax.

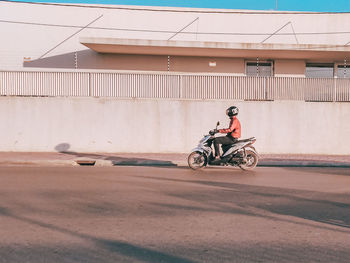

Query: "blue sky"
<box><xmin>11</xmin><ymin>0</ymin><xmax>350</xmax><ymax>12</ymax></box>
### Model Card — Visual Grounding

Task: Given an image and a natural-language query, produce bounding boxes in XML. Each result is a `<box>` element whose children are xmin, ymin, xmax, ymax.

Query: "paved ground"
<box><xmin>0</xmin><ymin>165</ymin><xmax>349</xmax><ymax>262</ymax></box>
<box><xmin>0</xmin><ymin>152</ymin><xmax>350</xmax><ymax>167</ymax></box>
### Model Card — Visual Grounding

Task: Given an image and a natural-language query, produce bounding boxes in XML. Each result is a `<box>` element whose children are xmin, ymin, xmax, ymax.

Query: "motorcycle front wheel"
<box><xmin>188</xmin><ymin>151</ymin><xmax>207</xmax><ymax>170</ymax></box>
<box><xmin>239</xmin><ymin>149</ymin><xmax>258</xmax><ymax>171</ymax></box>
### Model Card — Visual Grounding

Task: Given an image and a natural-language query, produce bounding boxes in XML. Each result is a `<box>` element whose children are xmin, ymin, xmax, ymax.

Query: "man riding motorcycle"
<box><xmin>188</xmin><ymin>105</ymin><xmax>258</xmax><ymax>170</ymax></box>
<box><xmin>213</xmin><ymin>106</ymin><xmax>241</xmax><ymax>161</ymax></box>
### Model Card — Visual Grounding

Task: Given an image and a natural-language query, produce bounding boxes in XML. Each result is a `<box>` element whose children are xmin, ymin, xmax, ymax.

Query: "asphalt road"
<box><xmin>0</xmin><ymin>165</ymin><xmax>349</xmax><ymax>263</ymax></box>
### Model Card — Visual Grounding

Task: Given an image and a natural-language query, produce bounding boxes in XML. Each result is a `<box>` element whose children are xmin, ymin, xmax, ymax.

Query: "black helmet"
<box><xmin>226</xmin><ymin>106</ymin><xmax>239</xmax><ymax>117</ymax></box>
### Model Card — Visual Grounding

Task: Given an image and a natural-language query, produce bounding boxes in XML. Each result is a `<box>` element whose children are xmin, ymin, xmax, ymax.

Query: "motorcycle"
<box><xmin>188</xmin><ymin>121</ymin><xmax>259</xmax><ymax>170</ymax></box>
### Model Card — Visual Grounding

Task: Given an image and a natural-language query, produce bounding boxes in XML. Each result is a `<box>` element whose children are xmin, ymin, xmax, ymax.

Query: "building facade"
<box><xmin>1</xmin><ymin>2</ymin><xmax>350</xmax><ymax>154</ymax></box>
<box><xmin>1</xmin><ymin>1</ymin><xmax>350</xmax><ymax>78</ymax></box>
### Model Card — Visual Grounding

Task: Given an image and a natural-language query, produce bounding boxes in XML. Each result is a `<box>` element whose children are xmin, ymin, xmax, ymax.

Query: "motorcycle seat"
<box><xmin>222</xmin><ymin>137</ymin><xmax>255</xmax><ymax>152</ymax></box>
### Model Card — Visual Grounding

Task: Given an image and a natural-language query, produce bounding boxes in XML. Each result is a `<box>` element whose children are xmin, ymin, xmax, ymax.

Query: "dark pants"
<box><xmin>213</xmin><ymin>135</ymin><xmax>237</xmax><ymax>157</ymax></box>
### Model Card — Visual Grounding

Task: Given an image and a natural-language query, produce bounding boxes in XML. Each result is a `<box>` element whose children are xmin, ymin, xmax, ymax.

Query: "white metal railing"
<box><xmin>0</xmin><ymin>71</ymin><xmax>349</xmax><ymax>101</ymax></box>
<box><xmin>90</xmin><ymin>73</ymin><xmax>180</xmax><ymax>98</ymax></box>
<box><xmin>0</xmin><ymin>71</ymin><xmax>90</xmax><ymax>97</ymax></box>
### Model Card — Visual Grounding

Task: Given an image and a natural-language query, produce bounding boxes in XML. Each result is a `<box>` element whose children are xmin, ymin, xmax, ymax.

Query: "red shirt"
<box><xmin>219</xmin><ymin>117</ymin><xmax>241</xmax><ymax>138</ymax></box>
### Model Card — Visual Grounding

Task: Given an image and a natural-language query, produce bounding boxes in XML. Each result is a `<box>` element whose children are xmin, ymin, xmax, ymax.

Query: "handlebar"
<box><xmin>209</xmin><ymin>129</ymin><xmax>219</xmax><ymax>136</ymax></box>
<box><xmin>209</xmin><ymin>121</ymin><xmax>220</xmax><ymax>136</ymax></box>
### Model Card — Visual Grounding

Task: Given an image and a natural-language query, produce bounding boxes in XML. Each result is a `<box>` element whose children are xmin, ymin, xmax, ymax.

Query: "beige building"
<box><xmin>1</xmin><ymin>1</ymin><xmax>350</xmax><ymax>78</ymax></box>
<box><xmin>0</xmin><ymin>2</ymin><xmax>349</xmax><ymax>154</ymax></box>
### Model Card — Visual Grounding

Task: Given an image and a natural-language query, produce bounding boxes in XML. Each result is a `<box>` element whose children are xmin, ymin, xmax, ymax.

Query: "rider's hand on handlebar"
<box><xmin>209</xmin><ymin>129</ymin><xmax>219</xmax><ymax>135</ymax></box>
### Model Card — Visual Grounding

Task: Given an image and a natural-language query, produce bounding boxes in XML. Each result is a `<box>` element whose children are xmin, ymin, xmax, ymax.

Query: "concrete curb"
<box><xmin>1</xmin><ymin>159</ymin><xmax>350</xmax><ymax>168</ymax></box>
<box><xmin>0</xmin><ymin>160</ymin><xmax>77</xmax><ymax>166</ymax></box>
<box><xmin>258</xmin><ymin>161</ymin><xmax>350</xmax><ymax>168</ymax></box>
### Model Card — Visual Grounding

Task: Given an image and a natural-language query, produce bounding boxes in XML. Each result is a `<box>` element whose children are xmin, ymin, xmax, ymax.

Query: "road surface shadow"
<box><xmin>133</xmin><ymin>174</ymin><xmax>350</xmax><ymax>231</ymax></box>
<box><xmin>282</xmin><ymin>167</ymin><xmax>350</xmax><ymax>176</ymax></box>
<box><xmin>0</xmin><ymin>206</ymin><xmax>196</xmax><ymax>263</ymax></box>
<box><xmin>55</xmin><ymin>143</ymin><xmax>177</xmax><ymax>167</ymax></box>
<box><xmin>2</xmin><ymin>197</ymin><xmax>349</xmax><ymax>262</ymax></box>
<box><xmin>1</xmin><ymin>169</ymin><xmax>350</xmax><ymax>262</ymax></box>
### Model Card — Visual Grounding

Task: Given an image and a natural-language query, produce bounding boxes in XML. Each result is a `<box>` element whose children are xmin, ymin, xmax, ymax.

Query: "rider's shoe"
<box><xmin>209</xmin><ymin>156</ymin><xmax>221</xmax><ymax>165</ymax></box>
<box><xmin>213</xmin><ymin>156</ymin><xmax>221</xmax><ymax>162</ymax></box>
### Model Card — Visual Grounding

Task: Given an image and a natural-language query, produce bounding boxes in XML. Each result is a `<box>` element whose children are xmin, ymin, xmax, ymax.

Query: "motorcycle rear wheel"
<box><xmin>188</xmin><ymin>151</ymin><xmax>207</xmax><ymax>170</ymax></box>
<box><xmin>239</xmin><ymin>149</ymin><xmax>258</xmax><ymax>171</ymax></box>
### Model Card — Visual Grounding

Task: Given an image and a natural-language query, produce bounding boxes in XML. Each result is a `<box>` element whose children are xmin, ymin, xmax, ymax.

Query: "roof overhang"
<box><xmin>80</xmin><ymin>37</ymin><xmax>350</xmax><ymax>61</ymax></box>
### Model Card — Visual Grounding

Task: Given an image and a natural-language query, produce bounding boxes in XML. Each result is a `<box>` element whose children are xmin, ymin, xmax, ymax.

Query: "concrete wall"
<box><xmin>171</xmin><ymin>56</ymin><xmax>245</xmax><ymax>74</ymax></box>
<box><xmin>0</xmin><ymin>97</ymin><xmax>349</xmax><ymax>155</ymax></box>
<box><xmin>24</xmin><ymin>52</ymin><xmax>246</xmax><ymax>74</ymax></box>
<box><xmin>275</xmin><ymin>60</ymin><xmax>306</xmax><ymax>77</ymax></box>
<box><xmin>25</xmin><ymin>51</ymin><xmax>170</xmax><ymax>72</ymax></box>
<box><xmin>22</xmin><ymin>53</ymin><xmax>312</xmax><ymax>76</ymax></box>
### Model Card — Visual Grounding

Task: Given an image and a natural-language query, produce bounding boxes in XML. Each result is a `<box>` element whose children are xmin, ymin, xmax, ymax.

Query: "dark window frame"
<box><xmin>337</xmin><ymin>64</ymin><xmax>350</xmax><ymax>78</ymax></box>
<box><xmin>246</xmin><ymin>61</ymin><xmax>274</xmax><ymax>77</ymax></box>
<box><xmin>305</xmin><ymin>63</ymin><xmax>334</xmax><ymax>78</ymax></box>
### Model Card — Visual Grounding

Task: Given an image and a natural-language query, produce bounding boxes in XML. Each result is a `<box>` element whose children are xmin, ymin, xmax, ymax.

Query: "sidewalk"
<box><xmin>0</xmin><ymin>152</ymin><xmax>349</xmax><ymax>167</ymax></box>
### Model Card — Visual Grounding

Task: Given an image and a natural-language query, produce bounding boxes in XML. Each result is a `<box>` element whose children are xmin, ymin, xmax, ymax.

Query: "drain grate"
<box><xmin>75</xmin><ymin>160</ymin><xmax>96</xmax><ymax>166</ymax></box>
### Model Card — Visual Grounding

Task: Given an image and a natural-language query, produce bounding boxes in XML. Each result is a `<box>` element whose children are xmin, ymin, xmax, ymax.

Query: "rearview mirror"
<box><xmin>216</xmin><ymin>121</ymin><xmax>220</xmax><ymax>126</ymax></box>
